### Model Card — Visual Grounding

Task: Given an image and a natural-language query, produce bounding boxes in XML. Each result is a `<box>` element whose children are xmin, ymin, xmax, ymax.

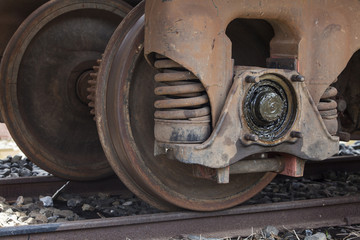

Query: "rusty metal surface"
<box><xmin>155</xmin><ymin>67</ymin><xmax>338</xmax><ymax>169</ymax></box>
<box><xmin>95</xmin><ymin>2</ymin><xmax>278</xmax><ymax>211</ymax></box>
<box><xmin>0</xmin><ymin>176</ymin><xmax>126</xmax><ymax>202</ymax></box>
<box><xmin>0</xmin><ymin>0</ymin><xmax>132</xmax><ymax>180</ymax></box>
<box><xmin>145</xmin><ymin>0</ymin><xmax>360</xmax><ymax>125</ymax></box>
<box><xmin>1</xmin><ymin>196</ymin><xmax>360</xmax><ymax>240</ymax></box>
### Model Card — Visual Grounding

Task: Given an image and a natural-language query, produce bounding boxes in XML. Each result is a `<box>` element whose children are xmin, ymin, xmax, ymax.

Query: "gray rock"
<box><xmin>263</xmin><ymin>226</ymin><xmax>279</xmax><ymax>239</ymax></box>
<box><xmin>53</xmin><ymin>209</ymin><xmax>74</xmax><ymax>219</ymax></box>
<box><xmin>47</xmin><ymin>215</ymin><xmax>59</xmax><ymax>223</ymax></box>
<box><xmin>10</xmin><ymin>164</ymin><xmax>19</xmax><ymax>170</ymax></box>
<box><xmin>9</xmin><ymin>173</ymin><xmax>19</xmax><ymax>178</ymax></box>
<box><xmin>305</xmin><ymin>232</ymin><xmax>327</xmax><ymax>240</ymax></box>
<box><xmin>18</xmin><ymin>216</ymin><xmax>29</xmax><ymax>222</ymax></box>
<box><xmin>24</xmin><ymin>217</ymin><xmax>36</xmax><ymax>224</ymax></box>
<box><xmin>0</xmin><ymin>169</ymin><xmax>10</xmax><ymax>176</ymax></box>
<box><xmin>40</xmin><ymin>196</ymin><xmax>53</xmax><ymax>207</ymax></box>
<box><xmin>15</xmin><ymin>196</ymin><xmax>24</xmax><ymax>206</ymax></box>
<box><xmin>98</xmin><ymin>192</ymin><xmax>110</xmax><ymax>199</ymax></box>
<box><xmin>7</xmin><ymin>214</ymin><xmax>18</xmax><ymax>222</ymax></box>
<box><xmin>82</xmin><ymin>204</ymin><xmax>95</xmax><ymax>211</ymax></box>
<box><xmin>23</xmin><ymin>197</ymin><xmax>33</xmax><ymax>205</ymax></box>
<box><xmin>67</xmin><ymin>198</ymin><xmax>82</xmax><ymax>208</ymax></box>
<box><xmin>305</xmin><ymin>229</ymin><xmax>313</xmax><ymax>237</ymax></box>
<box><xmin>0</xmin><ymin>203</ymin><xmax>10</xmax><ymax>211</ymax></box>
<box><xmin>11</xmin><ymin>155</ymin><xmax>22</xmax><ymax>163</ymax></box>
<box><xmin>29</xmin><ymin>211</ymin><xmax>48</xmax><ymax>223</ymax></box>
<box><xmin>0</xmin><ymin>163</ymin><xmax>10</xmax><ymax>169</ymax></box>
<box><xmin>122</xmin><ymin>201</ymin><xmax>133</xmax><ymax>206</ymax></box>
<box><xmin>22</xmin><ymin>162</ymin><xmax>33</xmax><ymax>171</ymax></box>
<box><xmin>21</xmin><ymin>201</ymin><xmax>42</xmax><ymax>211</ymax></box>
<box><xmin>18</xmin><ymin>168</ymin><xmax>32</xmax><ymax>177</ymax></box>
<box><xmin>34</xmin><ymin>170</ymin><xmax>49</xmax><ymax>176</ymax></box>
<box><xmin>66</xmin><ymin>213</ymin><xmax>79</xmax><ymax>221</ymax></box>
<box><xmin>14</xmin><ymin>211</ymin><xmax>21</xmax><ymax>217</ymax></box>
<box><xmin>39</xmin><ymin>208</ymin><xmax>53</xmax><ymax>218</ymax></box>
<box><xmin>4</xmin><ymin>208</ymin><xmax>13</xmax><ymax>214</ymax></box>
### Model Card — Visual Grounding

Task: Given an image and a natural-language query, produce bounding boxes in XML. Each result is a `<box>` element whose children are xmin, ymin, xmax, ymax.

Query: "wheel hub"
<box><xmin>76</xmin><ymin>70</ymin><xmax>93</xmax><ymax>105</ymax></box>
<box><xmin>244</xmin><ymin>75</ymin><xmax>294</xmax><ymax>141</ymax></box>
<box><xmin>255</xmin><ymin>91</ymin><xmax>284</xmax><ymax>123</ymax></box>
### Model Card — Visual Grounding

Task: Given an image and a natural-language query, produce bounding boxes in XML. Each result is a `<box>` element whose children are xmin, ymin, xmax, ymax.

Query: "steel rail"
<box><xmin>0</xmin><ymin>155</ymin><xmax>359</xmax><ymax>201</ymax></box>
<box><xmin>0</xmin><ymin>176</ymin><xmax>126</xmax><ymax>202</ymax></box>
<box><xmin>0</xmin><ymin>196</ymin><xmax>359</xmax><ymax>240</ymax></box>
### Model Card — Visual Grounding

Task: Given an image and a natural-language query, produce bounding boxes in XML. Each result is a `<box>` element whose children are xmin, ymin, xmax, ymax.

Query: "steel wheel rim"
<box><xmin>0</xmin><ymin>0</ymin><xmax>131</xmax><ymax>180</ymax></box>
<box><xmin>96</xmin><ymin>2</ymin><xmax>277</xmax><ymax>211</ymax></box>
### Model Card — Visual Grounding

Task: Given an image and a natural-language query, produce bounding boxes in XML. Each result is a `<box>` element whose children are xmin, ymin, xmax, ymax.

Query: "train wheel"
<box><xmin>95</xmin><ymin>2</ymin><xmax>277</xmax><ymax>211</ymax></box>
<box><xmin>0</xmin><ymin>0</ymin><xmax>132</xmax><ymax>180</ymax></box>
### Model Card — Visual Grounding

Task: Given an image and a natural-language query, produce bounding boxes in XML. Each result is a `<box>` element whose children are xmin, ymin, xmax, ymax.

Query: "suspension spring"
<box><xmin>318</xmin><ymin>86</ymin><xmax>338</xmax><ymax>135</ymax></box>
<box><xmin>153</xmin><ymin>55</ymin><xmax>211</xmax><ymax>143</ymax></box>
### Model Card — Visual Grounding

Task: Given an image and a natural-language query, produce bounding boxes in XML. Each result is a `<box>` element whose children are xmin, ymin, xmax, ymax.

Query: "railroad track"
<box><xmin>2</xmin><ymin>155</ymin><xmax>359</xmax><ymax>201</ymax></box>
<box><xmin>0</xmin><ymin>196</ymin><xmax>359</xmax><ymax>239</ymax></box>
<box><xmin>0</xmin><ymin>155</ymin><xmax>359</xmax><ymax>239</ymax></box>
<box><xmin>0</xmin><ymin>176</ymin><xmax>126</xmax><ymax>202</ymax></box>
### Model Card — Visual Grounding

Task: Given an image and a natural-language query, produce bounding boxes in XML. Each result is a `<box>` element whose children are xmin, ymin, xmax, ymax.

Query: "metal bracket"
<box><xmin>155</xmin><ymin>67</ymin><xmax>338</xmax><ymax>169</ymax></box>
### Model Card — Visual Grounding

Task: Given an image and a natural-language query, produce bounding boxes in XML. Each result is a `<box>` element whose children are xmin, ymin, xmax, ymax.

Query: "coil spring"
<box><xmin>318</xmin><ymin>86</ymin><xmax>338</xmax><ymax>119</ymax></box>
<box><xmin>318</xmin><ymin>86</ymin><xmax>338</xmax><ymax>135</ymax></box>
<box><xmin>154</xmin><ymin>55</ymin><xmax>210</xmax><ymax>121</ymax></box>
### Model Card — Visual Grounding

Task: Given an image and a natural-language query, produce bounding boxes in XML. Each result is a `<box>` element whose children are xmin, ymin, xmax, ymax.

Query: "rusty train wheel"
<box><xmin>0</xmin><ymin>0</ymin><xmax>132</xmax><ymax>180</ymax></box>
<box><xmin>95</xmin><ymin>2</ymin><xmax>276</xmax><ymax>211</ymax></box>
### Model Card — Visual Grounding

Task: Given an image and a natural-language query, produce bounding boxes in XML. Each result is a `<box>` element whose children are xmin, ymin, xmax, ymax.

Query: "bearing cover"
<box><xmin>243</xmin><ymin>74</ymin><xmax>297</xmax><ymax>141</ymax></box>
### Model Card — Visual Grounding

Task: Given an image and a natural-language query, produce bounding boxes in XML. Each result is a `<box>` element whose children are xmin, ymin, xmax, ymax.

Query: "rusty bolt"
<box><xmin>291</xmin><ymin>74</ymin><xmax>305</xmax><ymax>82</ymax></box>
<box><xmin>245</xmin><ymin>76</ymin><xmax>259</xmax><ymax>83</ymax></box>
<box><xmin>244</xmin><ymin>134</ymin><xmax>258</xmax><ymax>141</ymax></box>
<box><xmin>290</xmin><ymin>131</ymin><xmax>303</xmax><ymax>138</ymax></box>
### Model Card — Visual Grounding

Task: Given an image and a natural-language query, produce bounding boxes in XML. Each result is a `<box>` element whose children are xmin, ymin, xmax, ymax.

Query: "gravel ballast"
<box><xmin>0</xmin><ymin>140</ymin><xmax>359</xmax><ymax>240</ymax></box>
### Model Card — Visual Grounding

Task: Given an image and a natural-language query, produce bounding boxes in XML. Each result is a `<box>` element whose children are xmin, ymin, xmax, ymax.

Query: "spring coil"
<box><xmin>154</xmin><ymin>55</ymin><xmax>210</xmax><ymax>121</ymax></box>
<box><xmin>318</xmin><ymin>86</ymin><xmax>338</xmax><ymax>135</ymax></box>
<box><xmin>318</xmin><ymin>86</ymin><xmax>338</xmax><ymax>119</ymax></box>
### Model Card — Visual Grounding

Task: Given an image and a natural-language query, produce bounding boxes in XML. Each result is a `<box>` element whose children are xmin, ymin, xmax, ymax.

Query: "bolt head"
<box><xmin>244</xmin><ymin>134</ymin><xmax>258</xmax><ymax>141</ymax></box>
<box><xmin>291</xmin><ymin>75</ymin><xmax>305</xmax><ymax>82</ymax></box>
<box><xmin>245</xmin><ymin>76</ymin><xmax>259</xmax><ymax>83</ymax></box>
<box><xmin>290</xmin><ymin>131</ymin><xmax>303</xmax><ymax>138</ymax></box>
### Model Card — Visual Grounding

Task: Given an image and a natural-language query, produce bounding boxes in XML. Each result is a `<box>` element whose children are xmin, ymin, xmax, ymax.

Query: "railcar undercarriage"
<box><xmin>0</xmin><ymin>0</ymin><xmax>360</xmax><ymax>211</ymax></box>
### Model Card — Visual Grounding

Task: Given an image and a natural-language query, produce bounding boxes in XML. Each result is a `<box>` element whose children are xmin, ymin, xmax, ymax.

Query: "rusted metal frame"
<box><xmin>155</xmin><ymin>67</ymin><xmax>338</xmax><ymax>169</ymax></box>
<box><xmin>1</xmin><ymin>196</ymin><xmax>360</xmax><ymax>240</ymax></box>
<box><xmin>145</xmin><ymin>0</ymin><xmax>360</xmax><ymax>124</ymax></box>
